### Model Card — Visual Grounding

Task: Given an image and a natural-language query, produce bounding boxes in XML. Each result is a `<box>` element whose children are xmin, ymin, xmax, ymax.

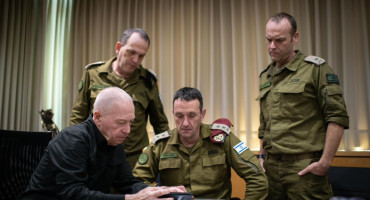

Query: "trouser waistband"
<box><xmin>267</xmin><ymin>151</ymin><xmax>322</xmax><ymax>161</ymax></box>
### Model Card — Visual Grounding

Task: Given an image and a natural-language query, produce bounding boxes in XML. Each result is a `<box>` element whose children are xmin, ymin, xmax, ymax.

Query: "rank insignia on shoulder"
<box><xmin>152</xmin><ymin>131</ymin><xmax>170</xmax><ymax>144</ymax></box>
<box><xmin>304</xmin><ymin>56</ymin><xmax>326</xmax><ymax>65</ymax></box>
<box><xmin>85</xmin><ymin>61</ymin><xmax>105</xmax><ymax>69</ymax></box>
<box><xmin>210</xmin><ymin>118</ymin><xmax>232</xmax><ymax>143</ymax></box>
<box><xmin>233</xmin><ymin>141</ymin><xmax>248</xmax><ymax>154</ymax></box>
<box><xmin>138</xmin><ymin>153</ymin><xmax>149</xmax><ymax>165</ymax></box>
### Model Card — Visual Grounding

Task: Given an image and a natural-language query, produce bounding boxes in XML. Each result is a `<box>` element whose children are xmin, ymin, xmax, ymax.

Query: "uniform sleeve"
<box><xmin>70</xmin><ymin>70</ymin><xmax>91</xmax><ymax>125</ymax></box>
<box><xmin>132</xmin><ymin>143</ymin><xmax>159</xmax><ymax>184</ymax></box>
<box><xmin>225</xmin><ymin>134</ymin><xmax>268</xmax><ymax>200</ymax></box>
<box><xmin>147</xmin><ymin>83</ymin><xmax>169</xmax><ymax>134</ymax></box>
<box><xmin>315</xmin><ymin>64</ymin><xmax>349</xmax><ymax>129</ymax></box>
<box><xmin>258</xmin><ymin>103</ymin><xmax>266</xmax><ymax>139</ymax></box>
<box><xmin>257</xmin><ymin>73</ymin><xmax>269</xmax><ymax>139</ymax></box>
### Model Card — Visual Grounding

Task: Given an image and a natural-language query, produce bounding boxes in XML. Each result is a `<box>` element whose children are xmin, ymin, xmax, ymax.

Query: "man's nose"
<box><xmin>183</xmin><ymin>117</ymin><xmax>190</xmax><ymax>126</ymax></box>
<box><xmin>132</xmin><ymin>55</ymin><xmax>139</xmax><ymax>63</ymax></box>
<box><xmin>270</xmin><ymin>41</ymin><xmax>276</xmax><ymax>48</ymax></box>
<box><xmin>122</xmin><ymin>123</ymin><xmax>131</xmax><ymax>134</ymax></box>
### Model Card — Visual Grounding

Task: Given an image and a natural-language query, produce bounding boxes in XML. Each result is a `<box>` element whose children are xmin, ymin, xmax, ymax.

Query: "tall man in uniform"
<box><xmin>257</xmin><ymin>12</ymin><xmax>349</xmax><ymax>199</ymax></box>
<box><xmin>133</xmin><ymin>87</ymin><xmax>268</xmax><ymax>200</ymax></box>
<box><xmin>20</xmin><ymin>87</ymin><xmax>186</xmax><ymax>199</ymax></box>
<box><xmin>70</xmin><ymin>28</ymin><xmax>169</xmax><ymax>169</ymax></box>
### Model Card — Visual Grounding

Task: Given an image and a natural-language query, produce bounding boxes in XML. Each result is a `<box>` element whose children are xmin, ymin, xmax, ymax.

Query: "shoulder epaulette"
<box><xmin>152</xmin><ymin>131</ymin><xmax>170</xmax><ymax>145</ymax></box>
<box><xmin>304</xmin><ymin>56</ymin><xmax>326</xmax><ymax>65</ymax></box>
<box><xmin>259</xmin><ymin>66</ymin><xmax>270</xmax><ymax>78</ymax></box>
<box><xmin>145</xmin><ymin>69</ymin><xmax>158</xmax><ymax>88</ymax></box>
<box><xmin>85</xmin><ymin>61</ymin><xmax>105</xmax><ymax>70</ymax></box>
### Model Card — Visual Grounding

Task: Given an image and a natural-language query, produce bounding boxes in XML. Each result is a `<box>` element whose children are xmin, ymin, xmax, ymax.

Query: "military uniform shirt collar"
<box><xmin>126</xmin><ymin>65</ymin><xmax>145</xmax><ymax>84</ymax></box>
<box><xmin>167</xmin><ymin>129</ymin><xmax>181</xmax><ymax>145</ymax></box>
<box><xmin>97</xmin><ymin>56</ymin><xmax>145</xmax><ymax>82</ymax></box>
<box><xmin>168</xmin><ymin>123</ymin><xmax>211</xmax><ymax>145</ymax></box>
<box><xmin>97</xmin><ymin>57</ymin><xmax>116</xmax><ymax>74</ymax></box>
<box><xmin>285</xmin><ymin>50</ymin><xmax>303</xmax><ymax>72</ymax></box>
<box><xmin>200</xmin><ymin>123</ymin><xmax>212</xmax><ymax>138</ymax></box>
<box><xmin>267</xmin><ymin>50</ymin><xmax>303</xmax><ymax>78</ymax></box>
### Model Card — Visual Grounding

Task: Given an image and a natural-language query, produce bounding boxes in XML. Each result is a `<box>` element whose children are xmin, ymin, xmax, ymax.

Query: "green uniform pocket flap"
<box><xmin>159</xmin><ymin>158</ymin><xmax>181</xmax><ymax>170</ymax></box>
<box><xmin>202</xmin><ymin>153</ymin><xmax>226</xmax><ymax>167</ymax></box>
<box><xmin>278</xmin><ymin>82</ymin><xmax>305</xmax><ymax>94</ymax></box>
<box><xmin>325</xmin><ymin>85</ymin><xmax>343</xmax><ymax>95</ymax></box>
<box><xmin>132</xmin><ymin>93</ymin><xmax>149</xmax><ymax>109</ymax></box>
<box><xmin>91</xmin><ymin>85</ymin><xmax>112</xmax><ymax>98</ymax></box>
<box><xmin>256</xmin><ymin>87</ymin><xmax>271</xmax><ymax>100</ymax></box>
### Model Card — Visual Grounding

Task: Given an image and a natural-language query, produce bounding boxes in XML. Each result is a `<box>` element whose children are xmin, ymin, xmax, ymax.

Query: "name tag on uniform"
<box><xmin>233</xmin><ymin>142</ymin><xmax>248</xmax><ymax>154</ymax></box>
<box><xmin>160</xmin><ymin>153</ymin><xmax>178</xmax><ymax>159</ymax></box>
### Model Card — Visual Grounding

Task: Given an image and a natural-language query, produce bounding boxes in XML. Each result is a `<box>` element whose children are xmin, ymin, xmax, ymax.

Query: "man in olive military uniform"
<box><xmin>133</xmin><ymin>87</ymin><xmax>268</xmax><ymax>200</ymax></box>
<box><xmin>70</xmin><ymin>28</ymin><xmax>169</xmax><ymax>169</ymax></box>
<box><xmin>257</xmin><ymin>12</ymin><xmax>349</xmax><ymax>199</ymax></box>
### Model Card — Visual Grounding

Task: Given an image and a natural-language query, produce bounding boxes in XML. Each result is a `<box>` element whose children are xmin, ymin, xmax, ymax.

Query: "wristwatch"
<box><xmin>257</xmin><ymin>154</ymin><xmax>266</xmax><ymax>159</ymax></box>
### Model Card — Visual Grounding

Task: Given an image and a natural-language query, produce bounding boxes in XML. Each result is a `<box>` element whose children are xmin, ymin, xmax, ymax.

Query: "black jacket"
<box><xmin>19</xmin><ymin>115</ymin><xmax>147</xmax><ymax>200</ymax></box>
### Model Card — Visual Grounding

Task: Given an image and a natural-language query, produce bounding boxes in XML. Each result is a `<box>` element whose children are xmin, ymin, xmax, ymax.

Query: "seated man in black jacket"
<box><xmin>20</xmin><ymin>87</ymin><xmax>185</xmax><ymax>200</ymax></box>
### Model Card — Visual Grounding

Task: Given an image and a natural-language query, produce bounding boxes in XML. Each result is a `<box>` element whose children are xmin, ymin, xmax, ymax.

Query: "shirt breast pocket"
<box><xmin>278</xmin><ymin>82</ymin><xmax>305</xmax><ymax>94</ymax></box>
<box><xmin>90</xmin><ymin>85</ymin><xmax>112</xmax><ymax>109</ymax></box>
<box><xmin>257</xmin><ymin>87</ymin><xmax>271</xmax><ymax>117</ymax></box>
<box><xmin>132</xmin><ymin>93</ymin><xmax>149</xmax><ymax>116</ymax></box>
<box><xmin>278</xmin><ymin>82</ymin><xmax>310</xmax><ymax>116</ymax></box>
<box><xmin>159</xmin><ymin>158</ymin><xmax>183</xmax><ymax>185</ymax></box>
<box><xmin>257</xmin><ymin>87</ymin><xmax>271</xmax><ymax>101</ymax></box>
<box><xmin>202</xmin><ymin>153</ymin><xmax>227</xmax><ymax>184</ymax></box>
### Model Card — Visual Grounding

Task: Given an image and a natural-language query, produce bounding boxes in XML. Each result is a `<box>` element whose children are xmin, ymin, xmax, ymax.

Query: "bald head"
<box><xmin>94</xmin><ymin>87</ymin><xmax>133</xmax><ymax>115</ymax></box>
<box><xmin>93</xmin><ymin>87</ymin><xmax>135</xmax><ymax>146</ymax></box>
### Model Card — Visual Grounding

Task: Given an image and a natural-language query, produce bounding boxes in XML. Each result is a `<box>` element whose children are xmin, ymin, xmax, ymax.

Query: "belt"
<box><xmin>267</xmin><ymin>151</ymin><xmax>322</xmax><ymax>161</ymax></box>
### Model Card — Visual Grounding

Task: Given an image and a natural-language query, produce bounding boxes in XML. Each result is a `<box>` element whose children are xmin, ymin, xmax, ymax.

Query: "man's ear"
<box><xmin>115</xmin><ymin>42</ymin><xmax>123</xmax><ymax>54</ymax></box>
<box><xmin>293</xmin><ymin>32</ymin><xmax>299</xmax><ymax>44</ymax></box>
<box><xmin>93</xmin><ymin>110</ymin><xmax>101</xmax><ymax>125</ymax></box>
<box><xmin>201</xmin><ymin>108</ymin><xmax>206</xmax><ymax>121</ymax></box>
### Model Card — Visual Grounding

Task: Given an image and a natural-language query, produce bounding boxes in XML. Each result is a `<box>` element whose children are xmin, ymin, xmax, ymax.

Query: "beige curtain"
<box><xmin>0</xmin><ymin>0</ymin><xmax>46</xmax><ymax>131</ymax></box>
<box><xmin>1</xmin><ymin>0</ymin><xmax>370</xmax><ymax>151</ymax></box>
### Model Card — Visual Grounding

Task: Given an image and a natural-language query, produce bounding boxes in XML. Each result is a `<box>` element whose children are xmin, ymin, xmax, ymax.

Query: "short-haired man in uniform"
<box><xmin>70</xmin><ymin>28</ymin><xmax>169</xmax><ymax>169</ymax></box>
<box><xmin>257</xmin><ymin>12</ymin><xmax>349</xmax><ymax>199</ymax></box>
<box><xmin>133</xmin><ymin>87</ymin><xmax>268</xmax><ymax>200</ymax></box>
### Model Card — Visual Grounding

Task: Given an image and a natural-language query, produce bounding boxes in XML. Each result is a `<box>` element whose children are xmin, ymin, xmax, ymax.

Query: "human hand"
<box><xmin>298</xmin><ymin>161</ymin><xmax>330</xmax><ymax>176</ymax></box>
<box><xmin>167</xmin><ymin>185</ymin><xmax>187</xmax><ymax>193</ymax></box>
<box><xmin>126</xmin><ymin>186</ymin><xmax>187</xmax><ymax>200</ymax></box>
<box><xmin>259</xmin><ymin>158</ymin><xmax>266</xmax><ymax>173</ymax></box>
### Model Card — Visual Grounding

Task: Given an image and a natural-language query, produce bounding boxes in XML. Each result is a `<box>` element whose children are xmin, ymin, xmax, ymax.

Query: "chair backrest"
<box><xmin>0</xmin><ymin>130</ymin><xmax>52</xmax><ymax>200</ymax></box>
<box><xmin>328</xmin><ymin>166</ymin><xmax>370</xmax><ymax>199</ymax></box>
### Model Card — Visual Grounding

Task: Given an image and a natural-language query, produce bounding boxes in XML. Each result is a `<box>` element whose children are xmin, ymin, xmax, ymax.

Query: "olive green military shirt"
<box><xmin>257</xmin><ymin>51</ymin><xmax>349</xmax><ymax>154</ymax></box>
<box><xmin>133</xmin><ymin>123</ymin><xmax>268</xmax><ymax>200</ymax></box>
<box><xmin>70</xmin><ymin>57</ymin><xmax>169</xmax><ymax>154</ymax></box>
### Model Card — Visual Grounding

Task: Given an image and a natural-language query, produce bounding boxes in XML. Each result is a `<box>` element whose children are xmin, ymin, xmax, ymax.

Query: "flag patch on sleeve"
<box><xmin>233</xmin><ymin>142</ymin><xmax>248</xmax><ymax>154</ymax></box>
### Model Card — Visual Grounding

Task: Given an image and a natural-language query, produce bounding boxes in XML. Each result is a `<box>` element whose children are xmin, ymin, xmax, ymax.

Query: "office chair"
<box><xmin>0</xmin><ymin>130</ymin><xmax>52</xmax><ymax>200</ymax></box>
